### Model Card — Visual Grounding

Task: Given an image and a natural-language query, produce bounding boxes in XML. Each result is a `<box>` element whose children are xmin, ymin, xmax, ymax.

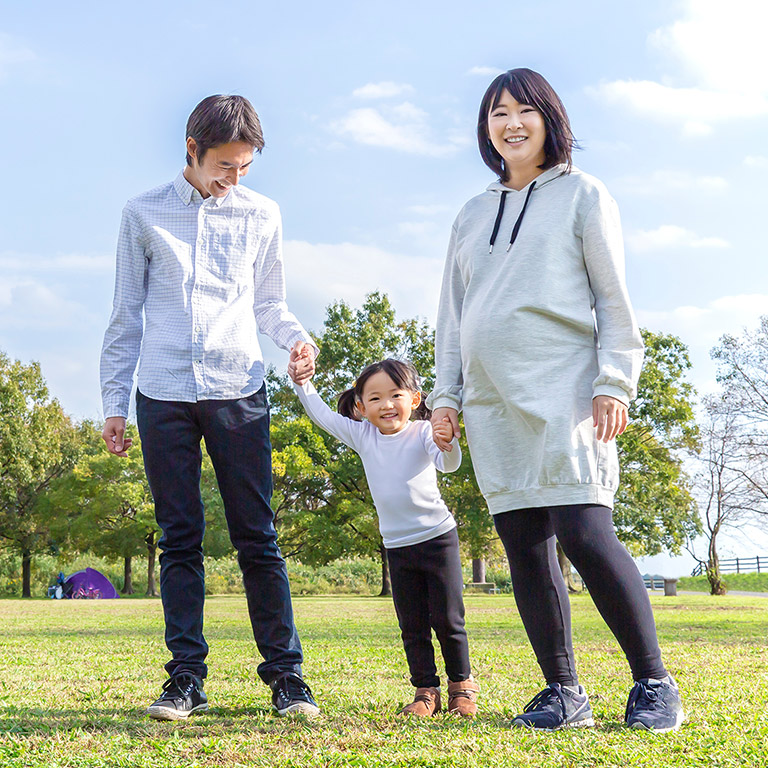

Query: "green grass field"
<box><xmin>1</xmin><ymin>593</ymin><xmax>766</xmax><ymax>767</ymax></box>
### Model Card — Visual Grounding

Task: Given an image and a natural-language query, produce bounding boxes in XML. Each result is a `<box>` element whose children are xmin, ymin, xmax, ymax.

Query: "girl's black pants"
<box><xmin>388</xmin><ymin>527</ymin><xmax>472</xmax><ymax>688</ymax></box>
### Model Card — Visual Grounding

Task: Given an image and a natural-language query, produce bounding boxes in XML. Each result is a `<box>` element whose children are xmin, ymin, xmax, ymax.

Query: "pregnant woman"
<box><xmin>428</xmin><ymin>68</ymin><xmax>683</xmax><ymax>733</ymax></box>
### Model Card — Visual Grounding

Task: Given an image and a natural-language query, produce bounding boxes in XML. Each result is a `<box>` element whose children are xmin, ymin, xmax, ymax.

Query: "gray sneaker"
<box><xmin>625</xmin><ymin>676</ymin><xmax>684</xmax><ymax>732</ymax></box>
<box><xmin>512</xmin><ymin>683</ymin><xmax>595</xmax><ymax>730</ymax></box>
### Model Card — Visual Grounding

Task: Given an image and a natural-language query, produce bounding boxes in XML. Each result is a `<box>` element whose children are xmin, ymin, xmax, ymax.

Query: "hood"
<box><xmin>485</xmin><ymin>164</ymin><xmax>569</xmax><ymax>195</ymax></box>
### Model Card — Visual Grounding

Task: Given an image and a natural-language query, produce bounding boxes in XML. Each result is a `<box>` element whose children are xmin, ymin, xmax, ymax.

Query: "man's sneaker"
<box><xmin>512</xmin><ymin>683</ymin><xmax>595</xmax><ymax>730</ymax></box>
<box><xmin>270</xmin><ymin>673</ymin><xmax>320</xmax><ymax>717</ymax></box>
<box><xmin>146</xmin><ymin>673</ymin><xmax>208</xmax><ymax>721</ymax></box>
<box><xmin>399</xmin><ymin>686</ymin><xmax>442</xmax><ymax>717</ymax></box>
<box><xmin>625</xmin><ymin>676</ymin><xmax>684</xmax><ymax>732</ymax></box>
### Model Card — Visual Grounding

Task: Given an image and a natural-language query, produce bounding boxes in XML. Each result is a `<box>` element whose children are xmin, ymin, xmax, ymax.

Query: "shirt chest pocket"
<box><xmin>205</xmin><ymin>219</ymin><xmax>259</xmax><ymax>286</ymax></box>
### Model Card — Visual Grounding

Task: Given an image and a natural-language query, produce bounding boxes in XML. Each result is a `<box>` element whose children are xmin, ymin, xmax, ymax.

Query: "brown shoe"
<box><xmin>447</xmin><ymin>678</ymin><xmax>479</xmax><ymax>717</ymax></box>
<box><xmin>399</xmin><ymin>686</ymin><xmax>441</xmax><ymax>717</ymax></box>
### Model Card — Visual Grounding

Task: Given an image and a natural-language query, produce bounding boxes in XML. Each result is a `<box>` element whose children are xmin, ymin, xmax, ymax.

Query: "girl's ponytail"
<box><xmin>412</xmin><ymin>396</ymin><xmax>431</xmax><ymax>422</ymax></box>
<box><xmin>337</xmin><ymin>387</ymin><xmax>363</xmax><ymax>421</ymax></box>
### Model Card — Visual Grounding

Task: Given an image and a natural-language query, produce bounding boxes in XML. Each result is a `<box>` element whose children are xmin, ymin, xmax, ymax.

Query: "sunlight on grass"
<box><xmin>0</xmin><ymin>594</ymin><xmax>766</xmax><ymax>767</ymax></box>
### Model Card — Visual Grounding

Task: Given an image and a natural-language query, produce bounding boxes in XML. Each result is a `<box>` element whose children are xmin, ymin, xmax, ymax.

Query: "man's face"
<box><xmin>184</xmin><ymin>139</ymin><xmax>254</xmax><ymax>198</ymax></box>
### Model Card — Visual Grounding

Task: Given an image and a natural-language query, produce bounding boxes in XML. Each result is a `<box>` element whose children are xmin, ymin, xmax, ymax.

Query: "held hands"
<box><xmin>592</xmin><ymin>395</ymin><xmax>628</xmax><ymax>443</ymax></box>
<box><xmin>102</xmin><ymin>417</ymin><xmax>133</xmax><ymax>457</ymax></box>
<box><xmin>288</xmin><ymin>341</ymin><xmax>316</xmax><ymax>385</ymax></box>
<box><xmin>431</xmin><ymin>407</ymin><xmax>460</xmax><ymax>452</ymax></box>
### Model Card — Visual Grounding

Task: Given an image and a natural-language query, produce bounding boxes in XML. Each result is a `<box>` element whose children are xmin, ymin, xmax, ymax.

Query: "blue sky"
<box><xmin>1</xmin><ymin>1</ymin><xmax>765</xmax><ymax>572</ymax></box>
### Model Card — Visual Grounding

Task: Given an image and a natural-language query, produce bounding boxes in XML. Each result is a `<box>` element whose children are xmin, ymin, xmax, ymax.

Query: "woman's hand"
<box><xmin>592</xmin><ymin>395</ymin><xmax>628</xmax><ymax>443</ymax></box>
<box><xmin>431</xmin><ymin>407</ymin><xmax>460</xmax><ymax>451</ymax></box>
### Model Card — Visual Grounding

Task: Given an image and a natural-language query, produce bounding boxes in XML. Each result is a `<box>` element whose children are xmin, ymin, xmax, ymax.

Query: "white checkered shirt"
<box><xmin>100</xmin><ymin>171</ymin><xmax>315</xmax><ymax>419</ymax></box>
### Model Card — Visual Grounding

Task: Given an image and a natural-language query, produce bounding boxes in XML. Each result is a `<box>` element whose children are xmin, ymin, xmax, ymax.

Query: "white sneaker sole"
<box><xmin>146</xmin><ymin>702</ymin><xmax>209</xmax><ymax>721</ymax></box>
<box><xmin>273</xmin><ymin>701</ymin><xmax>321</xmax><ymax>717</ymax></box>
<box><xmin>628</xmin><ymin>707</ymin><xmax>685</xmax><ymax>733</ymax></box>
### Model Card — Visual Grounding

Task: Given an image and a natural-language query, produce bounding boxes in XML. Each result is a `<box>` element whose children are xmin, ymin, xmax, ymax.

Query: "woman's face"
<box><xmin>487</xmin><ymin>90</ymin><xmax>547</xmax><ymax>178</ymax></box>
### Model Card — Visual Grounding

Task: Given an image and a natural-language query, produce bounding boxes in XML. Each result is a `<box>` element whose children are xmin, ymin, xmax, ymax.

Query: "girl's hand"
<box><xmin>592</xmin><ymin>395</ymin><xmax>628</xmax><ymax>443</ymax></box>
<box><xmin>431</xmin><ymin>407</ymin><xmax>460</xmax><ymax>451</ymax></box>
<box><xmin>432</xmin><ymin>417</ymin><xmax>455</xmax><ymax>452</ymax></box>
<box><xmin>288</xmin><ymin>341</ymin><xmax>316</xmax><ymax>385</ymax></box>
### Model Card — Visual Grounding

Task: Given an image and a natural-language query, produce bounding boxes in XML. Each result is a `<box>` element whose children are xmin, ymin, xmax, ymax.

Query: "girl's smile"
<box><xmin>357</xmin><ymin>370</ymin><xmax>421</xmax><ymax>435</ymax></box>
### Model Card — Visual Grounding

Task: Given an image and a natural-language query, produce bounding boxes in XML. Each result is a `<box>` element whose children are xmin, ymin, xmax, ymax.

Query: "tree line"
<box><xmin>2</xmin><ymin>292</ymin><xmax>761</xmax><ymax>598</ymax></box>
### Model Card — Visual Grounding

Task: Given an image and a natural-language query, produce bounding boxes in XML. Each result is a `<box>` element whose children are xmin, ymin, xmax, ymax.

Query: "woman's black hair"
<box><xmin>337</xmin><ymin>359</ymin><xmax>431</xmax><ymax>422</ymax></box>
<box><xmin>477</xmin><ymin>68</ymin><xmax>577</xmax><ymax>180</ymax></box>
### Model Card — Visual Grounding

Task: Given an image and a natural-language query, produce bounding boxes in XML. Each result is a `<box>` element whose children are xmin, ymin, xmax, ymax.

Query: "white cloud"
<box><xmin>282</xmin><ymin>240</ymin><xmax>443</xmax><ymax>332</ymax></box>
<box><xmin>0</xmin><ymin>33</ymin><xmax>35</xmax><ymax>78</ymax></box>
<box><xmin>588</xmin><ymin>1</ymin><xmax>768</xmax><ymax>133</ymax></box>
<box><xmin>0</xmin><ymin>279</ymin><xmax>96</xmax><ymax>329</ymax></box>
<box><xmin>466</xmin><ymin>66</ymin><xmax>503</xmax><ymax>77</ymax></box>
<box><xmin>407</xmin><ymin>204</ymin><xmax>453</xmax><ymax>216</ymax></box>
<box><xmin>330</xmin><ymin>102</ymin><xmax>468</xmax><ymax>157</ymax></box>
<box><xmin>615</xmin><ymin>170</ymin><xmax>728</xmax><ymax>196</ymax></box>
<box><xmin>627</xmin><ymin>224</ymin><xmax>730</xmax><ymax>252</ymax></box>
<box><xmin>0</xmin><ymin>251</ymin><xmax>113</xmax><ymax>272</ymax></box>
<box><xmin>637</xmin><ymin>293</ymin><xmax>768</xmax><ymax>395</ymax></box>
<box><xmin>352</xmin><ymin>81</ymin><xmax>414</xmax><ymax>99</ymax></box>
<box><xmin>744</xmin><ymin>155</ymin><xmax>768</xmax><ymax>169</ymax></box>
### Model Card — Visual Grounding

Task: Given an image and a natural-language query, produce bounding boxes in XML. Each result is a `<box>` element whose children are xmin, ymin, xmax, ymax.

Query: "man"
<box><xmin>101</xmin><ymin>94</ymin><xmax>319</xmax><ymax>720</ymax></box>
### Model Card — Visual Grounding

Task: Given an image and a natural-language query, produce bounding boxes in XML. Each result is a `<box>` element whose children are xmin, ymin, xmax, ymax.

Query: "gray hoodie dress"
<box><xmin>427</xmin><ymin>165</ymin><xmax>644</xmax><ymax>514</ymax></box>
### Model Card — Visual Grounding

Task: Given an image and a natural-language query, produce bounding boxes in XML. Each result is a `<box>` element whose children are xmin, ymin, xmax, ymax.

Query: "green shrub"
<box><xmin>678</xmin><ymin>572</ymin><xmax>768</xmax><ymax>593</ymax></box>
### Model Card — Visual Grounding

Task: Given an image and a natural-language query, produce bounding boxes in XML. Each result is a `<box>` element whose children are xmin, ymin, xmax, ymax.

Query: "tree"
<box><xmin>47</xmin><ymin>427</ymin><xmax>161</xmax><ymax>596</ymax></box>
<box><xmin>268</xmin><ymin>292</ymin><xmax>438</xmax><ymax>595</ymax></box>
<box><xmin>711</xmin><ymin>316</ymin><xmax>768</xmax><ymax>510</ymax></box>
<box><xmin>613</xmin><ymin>329</ymin><xmax>701</xmax><ymax>555</ymax></box>
<box><xmin>0</xmin><ymin>353</ymin><xmax>85</xmax><ymax>597</ymax></box>
<box><xmin>689</xmin><ymin>396</ymin><xmax>761</xmax><ymax>594</ymax></box>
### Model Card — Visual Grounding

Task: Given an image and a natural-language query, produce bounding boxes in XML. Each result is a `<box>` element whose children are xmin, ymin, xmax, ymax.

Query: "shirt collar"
<box><xmin>173</xmin><ymin>169</ymin><xmax>228</xmax><ymax>208</ymax></box>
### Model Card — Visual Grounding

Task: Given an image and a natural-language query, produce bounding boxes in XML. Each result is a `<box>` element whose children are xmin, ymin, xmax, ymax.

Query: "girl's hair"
<box><xmin>337</xmin><ymin>359</ymin><xmax>431</xmax><ymax>422</ymax></box>
<box><xmin>477</xmin><ymin>68</ymin><xmax>577</xmax><ymax>180</ymax></box>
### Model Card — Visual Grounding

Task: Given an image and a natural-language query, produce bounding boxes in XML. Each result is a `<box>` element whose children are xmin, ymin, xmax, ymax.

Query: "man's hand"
<box><xmin>592</xmin><ymin>395</ymin><xmax>628</xmax><ymax>443</ymax></box>
<box><xmin>430</xmin><ymin>407</ymin><xmax>460</xmax><ymax>452</ymax></box>
<box><xmin>102</xmin><ymin>417</ymin><xmax>133</xmax><ymax>457</ymax></box>
<box><xmin>432</xmin><ymin>417</ymin><xmax>455</xmax><ymax>452</ymax></box>
<box><xmin>288</xmin><ymin>341</ymin><xmax>316</xmax><ymax>385</ymax></box>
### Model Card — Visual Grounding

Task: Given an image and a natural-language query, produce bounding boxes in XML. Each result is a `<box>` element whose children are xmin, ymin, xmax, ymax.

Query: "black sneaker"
<box><xmin>512</xmin><ymin>683</ymin><xmax>595</xmax><ymax>730</ymax></box>
<box><xmin>625</xmin><ymin>676</ymin><xmax>684</xmax><ymax>732</ymax></box>
<box><xmin>146</xmin><ymin>673</ymin><xmax>209</xmax><ymax>721</ymax></box>
<box><xmin>270</xmin><ymin>673</ymin><xmax>320</xmax><ymax>717</ymax></box>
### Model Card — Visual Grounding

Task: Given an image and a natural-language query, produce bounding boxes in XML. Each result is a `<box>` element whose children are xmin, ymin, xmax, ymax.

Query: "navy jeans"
<box><xmin>136</xmin><ymin>386</ymin><xmax>303</xmax><ymax>684</ymax></box>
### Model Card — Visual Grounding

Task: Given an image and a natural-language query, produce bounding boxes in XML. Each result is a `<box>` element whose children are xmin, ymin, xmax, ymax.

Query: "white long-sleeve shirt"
<box><xmin>294</xmin><ymin>382</ymin><xmax>462</xmax><ymax>548</ymax></box>
<box><xmin>100</xmin><ymin>171</ymin><xmax>315</xmax><ymax>418</ymax></box>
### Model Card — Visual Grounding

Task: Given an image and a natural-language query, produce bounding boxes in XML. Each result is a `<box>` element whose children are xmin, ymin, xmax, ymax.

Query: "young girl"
<box><xmin>288</xmin><ymin>357</ymin><xmax>479</xmax><ymax>717</ymax></box>
<box><xmin>428</xmin><ymin>68</ymin><xmax>683</xmax><ymax>732</ymax></box>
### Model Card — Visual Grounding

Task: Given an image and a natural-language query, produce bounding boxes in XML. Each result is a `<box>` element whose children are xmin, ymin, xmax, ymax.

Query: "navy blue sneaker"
<box><xmin>625</xmin><ymin>676</ymin><xmax>684</xmax><ymax>732</ymax></box>
<box><xmin>512</xmin><ymin>683</ymin><xmax>595</xmax><ymax>730</ymax></box>
<box><xmin>270</xmin><ymin>673</ymin><xmax>320</xmax><ymax>717</ymax></box>
<box><xmin>146</xmin><ymin>673</ymin><xmax>208</xmax><ymax>721</ymax></box>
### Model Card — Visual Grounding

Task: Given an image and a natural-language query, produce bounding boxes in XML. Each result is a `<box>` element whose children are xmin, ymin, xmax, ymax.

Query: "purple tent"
<box><xmin>64</xmin><ymin>567</ymin><xmax>120</xmax><ymax>599</ymax></box>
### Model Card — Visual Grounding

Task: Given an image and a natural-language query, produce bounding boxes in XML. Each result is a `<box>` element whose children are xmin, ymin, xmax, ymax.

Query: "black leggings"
<box><xmin>388</xmin><ymin>528</ymin><xmax>472</xmax><ymax>688</ymax></box>
<box><xmin>494</xmin><ymin>504</ymin><xmax>666</xmax><ymax>686</ymax></box>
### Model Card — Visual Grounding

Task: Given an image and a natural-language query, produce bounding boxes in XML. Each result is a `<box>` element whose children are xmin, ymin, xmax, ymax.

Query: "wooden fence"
<box><xmin>691</xmin><ymin>555</ymin><xmax>767</xmax><ymax>577</ymax></box>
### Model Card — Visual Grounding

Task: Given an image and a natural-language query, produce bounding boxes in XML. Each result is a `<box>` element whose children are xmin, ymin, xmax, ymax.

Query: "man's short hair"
<box><xmin>185</xmin><ymin>95</ymin><xmax>265</xmax><ymax>165</ymax></box>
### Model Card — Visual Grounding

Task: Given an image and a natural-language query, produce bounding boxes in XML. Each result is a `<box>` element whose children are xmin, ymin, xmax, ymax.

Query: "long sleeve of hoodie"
<box><xmin>428</xmin><ymin>223</ymin><xmax>466</xmax><ymax>413</ymax></box>
<box><xmin>582</xmin><ymin>192</ymin><xmax>644</xmax><ymax>406</ymax></box>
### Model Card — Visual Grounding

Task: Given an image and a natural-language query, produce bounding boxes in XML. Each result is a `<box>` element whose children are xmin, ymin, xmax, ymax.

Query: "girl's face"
<box><xmin>357</xmin><ymin>370</ymin><xmax>420</xmax><ymax>435</ymax></box>
<box><xmin>487</xmin><ymin>90</ymin><xmax>547</xmax><ymax>179</ymax></box>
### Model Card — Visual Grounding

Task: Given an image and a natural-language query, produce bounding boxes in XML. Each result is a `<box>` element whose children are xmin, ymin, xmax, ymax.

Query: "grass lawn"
<box><xmin>1</xmin><ymin>593</ymin><xmax>766</xmax><ymax>767</ymax></box>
